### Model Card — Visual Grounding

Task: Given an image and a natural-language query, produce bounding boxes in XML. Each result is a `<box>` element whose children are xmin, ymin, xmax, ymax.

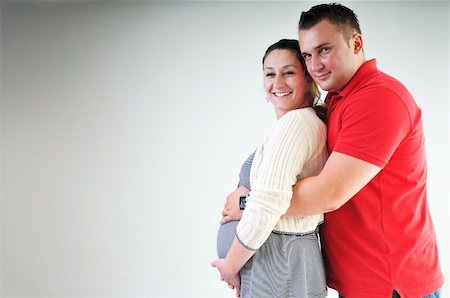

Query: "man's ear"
<box><xmin>353</xmin><ymin>33</ymin><xmax>363</xmax><ymax>54</ymax></box>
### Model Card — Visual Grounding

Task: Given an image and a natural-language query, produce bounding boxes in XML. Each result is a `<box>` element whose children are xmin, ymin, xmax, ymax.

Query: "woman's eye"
<box><xmin>265</xmin><ymin>73</ymin><xmax>275</xmax><ymax>77</ymax></box>
<box><xmin>284</xmin><ymin>71</ymin><xmax>295</xmax><ymax>76</ymax></box>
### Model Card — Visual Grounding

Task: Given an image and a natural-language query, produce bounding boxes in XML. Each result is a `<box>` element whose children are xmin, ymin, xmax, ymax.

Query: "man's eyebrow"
<box><xmin>314</xmin><ymin>42</ymin><xmax>331</xmax><ymax>49</ymax></box>
<box><xmin>302</xmin><ymin>42</ymin><xmax>332</xmax><ymax>55</ymax></box>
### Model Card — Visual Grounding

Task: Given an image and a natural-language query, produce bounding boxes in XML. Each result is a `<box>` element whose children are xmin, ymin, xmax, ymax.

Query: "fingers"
<box><xmin>210</xmin><ymin>260</ymin><xmax>217</xmax><ymax>268</ymax></box>
<box><xmin>220</xmin><ymin>215</ymin><xmax>229</xmax><ymax>225</ymax></box>
<box><xmin>221</xmin><ymin>208</ymin><xmax>228</xmax><ymax>217</ymax></box>
<box><xmin>211</xmin><ymin>260</ymin><xmax>225</xmax><ymax>282</ymax></box>
<box><xmin>222</xmin><ymin>203</ymin><xmax>232</xmax><ymax>217</ymax></box>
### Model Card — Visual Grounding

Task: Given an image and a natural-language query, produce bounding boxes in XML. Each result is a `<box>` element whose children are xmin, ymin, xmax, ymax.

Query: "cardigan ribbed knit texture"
<box><xmin>236</xmin><ymin>108</ymin><xmax>327</xmax><ymax>250</ymax></box>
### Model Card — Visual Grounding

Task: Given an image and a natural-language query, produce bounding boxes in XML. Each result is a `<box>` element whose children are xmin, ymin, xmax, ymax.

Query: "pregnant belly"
<box><xmin>216</xmin><ymin>220</ymin><xmax>239</xmax><ymax>258</ymax></box>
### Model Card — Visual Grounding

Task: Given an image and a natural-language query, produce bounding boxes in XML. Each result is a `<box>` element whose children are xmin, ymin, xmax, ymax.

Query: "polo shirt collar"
<box><xmin>325</xmin><ymin>59</ymin><xmax>378</xmax><ymax>105</ymax></box>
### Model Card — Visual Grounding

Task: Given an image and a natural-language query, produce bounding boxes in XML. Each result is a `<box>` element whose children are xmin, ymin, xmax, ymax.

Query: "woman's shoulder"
<box><xmin>277</xmin><ymin>108</ymin><xmax>327</xmax><ymax>139</ymax></box>
<box><xmin>280</xmin><ymin>107</ymin><xmax>322</xmax><ymax>125</ymax></box>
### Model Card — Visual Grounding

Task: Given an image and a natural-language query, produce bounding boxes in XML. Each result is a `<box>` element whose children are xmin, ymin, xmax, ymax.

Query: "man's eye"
<box><xmin>265</xmin><ymin>73</ymin><xmax>275</xmax><ymax>77</ymax></box>
<box><xmin>303</xmin><ymin>54</ymin><xmax>311</xmax><ymax>60</ymax></box>
<box><xmin>320</xmin><ymin>47</ymin><xmax>330</xmax><ymax>54</ymax></box>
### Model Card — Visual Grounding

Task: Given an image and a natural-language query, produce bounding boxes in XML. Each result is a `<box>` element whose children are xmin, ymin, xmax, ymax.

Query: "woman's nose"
<box><xmin>273</xmin><ymin>75</ymin><xmax>285</xmax><ymax>88</ymax></box>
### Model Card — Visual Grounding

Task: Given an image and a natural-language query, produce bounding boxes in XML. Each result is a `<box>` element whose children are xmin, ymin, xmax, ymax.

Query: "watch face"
<box><xmin>239</xmin><ymin>195</ymin><xmax>247</xmax><ymax>210</ymax></box>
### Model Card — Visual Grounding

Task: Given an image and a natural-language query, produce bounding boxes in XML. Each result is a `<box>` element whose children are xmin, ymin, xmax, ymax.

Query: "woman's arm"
<box><xmin>211</xmin><ymin>238</ymin><xmax>255</xmax><ymax>296</ymax></box>
<box><xmin>220</xmin><ymin>185</ymin><xmax>249</xmax><ymax>224</ymax></box>
<box><xmin>220</xmin><ymin>151</ymin><xmax>256</xmax><ymax>224</ymax></box>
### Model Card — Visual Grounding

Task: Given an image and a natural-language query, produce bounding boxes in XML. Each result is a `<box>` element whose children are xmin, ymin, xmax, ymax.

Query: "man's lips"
<box><xmin>315</xmin><ymin>72</ymin><xmax>330</xmax><ymax>81</ymax></box>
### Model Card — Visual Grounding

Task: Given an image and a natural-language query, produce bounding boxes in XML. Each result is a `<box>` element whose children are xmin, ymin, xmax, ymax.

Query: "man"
<box><xmin>220</xmin><ymin>3</ymin><xmax>444</xmax><ymax>298</ymax></box>
<box><xmin>288</xmin><ymin>3</ymin><xmax>444</xmax><ymax>298</ymax></box>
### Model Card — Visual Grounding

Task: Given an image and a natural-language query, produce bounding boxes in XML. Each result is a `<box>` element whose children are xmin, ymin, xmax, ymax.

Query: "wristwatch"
<box><xmin>239</xmin><ymin>194</ymin><xmax>247</xmax><ymax>210</ymax></box>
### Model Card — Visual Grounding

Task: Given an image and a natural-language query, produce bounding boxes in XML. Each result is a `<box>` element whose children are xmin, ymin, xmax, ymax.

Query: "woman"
<box><xmin>212</xmin><ymin>39</ymin><xmax>328</xmax><ymax>298</ymax></box>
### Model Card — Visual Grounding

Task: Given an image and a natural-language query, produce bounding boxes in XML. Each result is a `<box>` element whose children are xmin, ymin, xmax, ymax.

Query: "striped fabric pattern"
<box><xmin>240</xmin><ymin>230</ymin><xmax>327</xmax><ymax>298</ymax></box>
<box><xmin>238</xmin><ymin>151</ymin><xmax>255</xmax><ymax>190</ymax></box>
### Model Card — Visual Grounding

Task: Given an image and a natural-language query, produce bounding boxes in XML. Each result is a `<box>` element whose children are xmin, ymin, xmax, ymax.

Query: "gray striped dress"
<box><xmin>217</xmin><ymin>151</ymin><xmax>327</xmax><ymax>298</ymax></box>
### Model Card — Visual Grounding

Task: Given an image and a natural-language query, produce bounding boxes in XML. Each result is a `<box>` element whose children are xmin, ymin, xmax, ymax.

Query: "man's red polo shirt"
<box><xmin>322</xmin><ymin>59</ymin><xmax>444</xmax><ymax>297</ymax></box>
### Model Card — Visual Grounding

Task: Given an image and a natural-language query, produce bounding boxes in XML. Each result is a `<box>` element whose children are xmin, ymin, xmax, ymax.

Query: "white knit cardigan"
<box><xmin>236</xmin><ymin>107</ymin><xmax>328</xmax><ymax>250</ymax></box>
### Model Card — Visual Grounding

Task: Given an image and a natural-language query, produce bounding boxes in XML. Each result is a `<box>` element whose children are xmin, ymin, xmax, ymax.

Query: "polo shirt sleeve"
<box><xmin>236</xmin><ymin>110</ymin><xmax>319</xmax><ymax>250</ymax></box>
<box><xmin>333</xmin><ymin>88</ymin><xmax>414</xmax><ymax>168</ymax></box>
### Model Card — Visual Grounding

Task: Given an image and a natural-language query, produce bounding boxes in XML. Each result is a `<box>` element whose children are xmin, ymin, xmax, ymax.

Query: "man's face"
<box><xmin>299</xmin><ymin>19</ymin><xmax>361</xmax><ymax>93</ymax></box>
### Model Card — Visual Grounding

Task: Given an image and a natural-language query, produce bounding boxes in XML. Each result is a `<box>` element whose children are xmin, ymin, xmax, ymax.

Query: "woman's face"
<box><xmin>263</xmin><ymin>49</ymin><xmax>309</xmax><ymax>119</ymax></box>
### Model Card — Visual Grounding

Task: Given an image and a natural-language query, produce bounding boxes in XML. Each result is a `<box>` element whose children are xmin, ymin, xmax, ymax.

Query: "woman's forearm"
<box><xmin>224</xmin><ymin>238</ymin><xmax>256</xmax><ymax>274</ymax></box>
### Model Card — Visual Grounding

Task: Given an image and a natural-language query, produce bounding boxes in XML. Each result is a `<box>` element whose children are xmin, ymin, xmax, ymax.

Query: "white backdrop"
<box><xmin>0</xmin><ymin>1</ymin><xmax>448</xmax><ymax>297</ymax></box>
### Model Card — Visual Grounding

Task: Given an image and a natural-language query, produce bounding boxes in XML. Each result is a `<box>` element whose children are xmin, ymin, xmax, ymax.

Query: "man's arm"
<box><xmin>285</xmin><ymin>151</ymin><xmax>381</xmax><ymax>217</ymax></box>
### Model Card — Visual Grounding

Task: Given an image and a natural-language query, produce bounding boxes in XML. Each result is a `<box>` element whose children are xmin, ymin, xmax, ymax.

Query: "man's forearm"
<box><xmin>285</xmin><ymin>152</ymin><xmax>382</xmax><ymax>217</ymax></box>
<box><xmin>285</xmin><ymin>175</ymin><xmax>337</xmax><ymax>217</ymax></box>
